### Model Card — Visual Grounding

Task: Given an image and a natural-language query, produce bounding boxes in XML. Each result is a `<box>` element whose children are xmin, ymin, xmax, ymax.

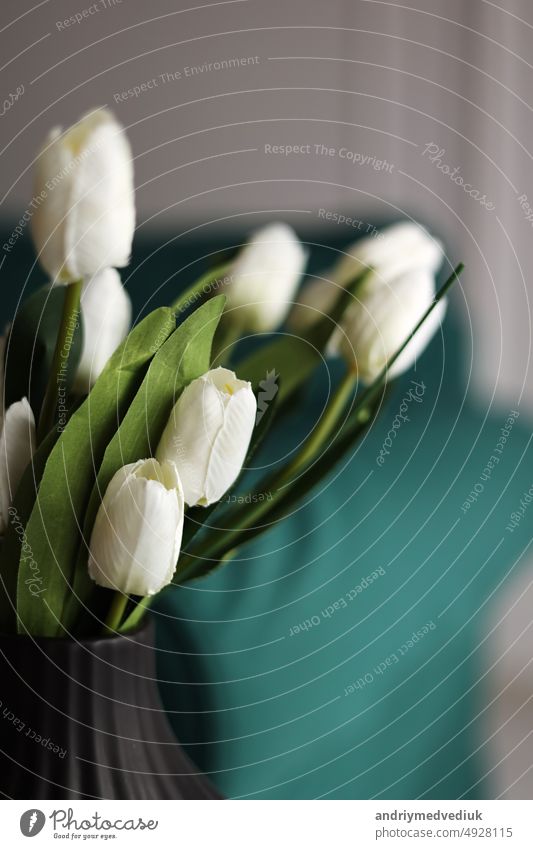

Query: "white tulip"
<box><xmin>156</xmin><ymin>367</ymin><xmax>257</xmax><ymax>507</ymax></box>
<box><xmin>227</xmin><ymin>223</ymin><xmax>307</xmax><ymax>331</ymax></box>
<box><xmin>289</xmin><ymin>222</ymin><xmax>444</xmax><ymax>335</ymax></box>
<box><xmin>0</xmin><ymin>398</ymin><xmax>36</xmax><ymax>534</ymax></box>
<box><xmin>88</xmin><ymin>458</ymin><xmax>184</xmax><ymax>596</ymax></box>
<box><xmin>31</xmin><ymin>108</ymin><xmax>135</xmax><ymax>282</ymax></box>
<box><xmin>331</xmin><ymin>221</ymin><xmax>443</xmax><ymax>287</ymax></box>
<box><xmin>335</xmin><ymin>268</ymin><xmax>447</xmax><ymax>382</ymax></box>
<box><xmin>74</xmin><ymin>268</ymin><xmax>132</xmax><ymax>394</ymax></box>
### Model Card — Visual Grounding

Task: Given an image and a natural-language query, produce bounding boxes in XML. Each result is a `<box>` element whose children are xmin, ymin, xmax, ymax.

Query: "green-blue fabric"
<box><xmin>3</xmin><ymin>229</ymin><xmax>531</xmax><ymax>799</ymax></box>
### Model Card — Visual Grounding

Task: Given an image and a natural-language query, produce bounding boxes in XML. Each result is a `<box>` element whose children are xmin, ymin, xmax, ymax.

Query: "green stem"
<box><xmin>119</xmin><ymin>595</ymin><xmax>151</xmax><ymax>633</ymax></box>
<box><xmin>280</xmin><ymin>368</ymin><xmax>358</xmax><ymax>482</ymax></box>
<box><xmin>37</xmin><ymin>278</ymin><xmax>83</xmax><ymax>443</ymax></box>
<box><xmin>103</xmin><ymin>592</ymin><xmax>129</xmax><ymax>635</ymax></box>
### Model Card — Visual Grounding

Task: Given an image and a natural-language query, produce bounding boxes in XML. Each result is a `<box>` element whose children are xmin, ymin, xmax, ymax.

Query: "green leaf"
<box><xmin>15</xmin><ymin>308</ymin><xmax>176</xmax><ymax>636</ymax></box>
<box><xmin>4</xmin><ymin>284</ymin><xmax>83</xmax><ymax>418</ymax></box>
<box><xmin>64</xmin><ymin>295</ymin><xmax>226</xmax><ymax>632</ymax></box>
<box><xmin>0</xmin><ymin>427</ymin><xmax>58</xmax><ymax>632</ymax></box>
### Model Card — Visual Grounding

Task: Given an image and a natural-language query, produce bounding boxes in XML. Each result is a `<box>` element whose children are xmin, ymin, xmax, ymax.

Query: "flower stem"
<box><xmin>103</xmin><ymin>592</ymin><xmax>129</xmax><ymax>635</ymax></box>
<box><xmin>37</xmin><ymin>278</ymin><xmax>83</xmax><ymax>443</ymax></box>
<box><xmin>119</xmin><ymin>595</ymin><xmax>151</xmax><ymax>633</ymax></box>
<box><xmin>279</xmin><ymin>367</ymin><xmax>358</xmax><ymax>482</ymax></box>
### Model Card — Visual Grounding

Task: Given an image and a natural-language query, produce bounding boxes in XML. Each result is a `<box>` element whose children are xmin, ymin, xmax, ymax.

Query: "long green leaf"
<box><xmin>0</xmin><ymin>428</ymin><xmax>58</xmax><ymax>631</ymax></box>
<box><xmin>15</xmin><ymin>308</ymin><xmax>177</xmax><ymax>636</ymax></box>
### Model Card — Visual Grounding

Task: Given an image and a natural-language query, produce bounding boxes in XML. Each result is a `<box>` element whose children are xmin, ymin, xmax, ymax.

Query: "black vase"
<box><xmin>0</xmin><ymin>619</ymin><xmax>222</xmax><ymax>799</ymax></box>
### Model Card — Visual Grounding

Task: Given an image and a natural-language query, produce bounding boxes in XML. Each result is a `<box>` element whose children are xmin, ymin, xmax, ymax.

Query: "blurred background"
<box><xmin>1</xmin><ymin>0</ymin><xmax>532</xmax><ymax>799</ymax></box>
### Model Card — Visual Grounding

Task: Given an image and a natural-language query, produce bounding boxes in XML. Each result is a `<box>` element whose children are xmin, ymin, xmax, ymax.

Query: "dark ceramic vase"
<box><xmin>0</xmin><ymin>619</ymin><xmax>222</xmax><ymax>799</ymax></box>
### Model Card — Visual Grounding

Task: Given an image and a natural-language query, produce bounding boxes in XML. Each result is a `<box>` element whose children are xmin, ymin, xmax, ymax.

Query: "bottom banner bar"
<box><xmin>1</xmin><ymin>800</ymin><xmax>532</xmax><ymax>847</ymax></box>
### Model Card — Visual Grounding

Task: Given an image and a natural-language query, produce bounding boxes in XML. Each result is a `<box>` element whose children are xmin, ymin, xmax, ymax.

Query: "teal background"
<box><xmin>3</xmin><ymin>228</ymin><xmax>532</xmax><ymax>799</ymax></box>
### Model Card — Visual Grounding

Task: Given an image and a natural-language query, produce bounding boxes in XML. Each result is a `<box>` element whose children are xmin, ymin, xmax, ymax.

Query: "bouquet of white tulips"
<box><xmin>0</xmin><ymin>109</ymin><xmax>462</xmax><ymax>637</ymax></box>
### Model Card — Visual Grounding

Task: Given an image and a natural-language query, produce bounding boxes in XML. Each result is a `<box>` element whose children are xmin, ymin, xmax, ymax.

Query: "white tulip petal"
<box><xmin>0</xmin><ymin>398</ymin><xmax>36</xmax><ymax>534</ymax></box>
<box><xmin>65</xmin><ymin>113</ymin><xmax>135</xmax><ymax>278</ymax></box>
<box><xmin>157</xmin><ymin>378</ymin><xmax>225</xmax><ymax>507</ymax></box>
<box><xmin>156</xmin><ymin>367</ymin><xmax>257</xmax><ymax>507</ymax></box>
<box><xmin>203</xmin><ymin>383</ymin><xmax>257</xmax><ymax>505</ymax></box>
<box><xmin>228</xmin><ymin>222</ymin><xmax>308</xmax><ymax>332</ymax></box>
<box><xmin>31</xmin><ymin>127</ymin><xmax>73</xmax><ymax>283</ymax></box>
<box><xmin>339</xmin><ymin>269</ymin><xmax>446</xmax><ymax>382</ymax></box>
<box><xmin>88</xmin><ymin>459</ymin><xmax>184</xmax><ymax>596</ymax></box>
<box><xmin>74</xmin><ymin>268</ymin><xmax>132</xmax><ymax>393</ymax></box>
<box><xmin>31</xmin><ymin>109</ymin><xmax>135</xmax><ymax>282</ymax></box>
<box><xmin>333</xmin><ymin>222</ymin><xmax>443</xmax><ymax>287</ymax></box>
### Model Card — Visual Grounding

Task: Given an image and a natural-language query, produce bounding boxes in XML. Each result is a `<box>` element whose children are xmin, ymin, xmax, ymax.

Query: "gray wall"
<box><xmin>1</xmin><ymin>0</ymin><xmax>532</xmax><ymax>412</ymax></box>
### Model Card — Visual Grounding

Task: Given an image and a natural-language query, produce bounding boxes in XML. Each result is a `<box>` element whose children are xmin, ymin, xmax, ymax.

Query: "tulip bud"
<box><xmin>335</xmin><ymin>268</ymin><xmax>447</xmax><ymax>382</ymax></box>
<box><xmin>226</xmin><ymin>223</ymin><xmax>307</xmax><ymax>331</ymax></box>
<box><xmin>332</xmin><ymin>221</ymin><xmax>443</xmax><ymax>287</ymax></box>
<box><xmin>156</xmin><ymin>367</ymin><xmax>257</xmax><ymax>506</ymax></box>
<box><xmin>74</xmin><ymin>268</ymin><xmax>132</xmax><ymax>394</ymax></box>
<box><xmin>0</xmin><ymin>398</ymin><xmax>36</xmax><ymax>534</ymax></box>
<box><xmin>289</xmin><ymin>222</ymin><xmax>444</xmax><ymax>337</ymax></box>
<box><xmin>88</xmin><ymin>459</ymin><xmax>184</xmax><ymax>596</ymax></box>
<box><xmin>31</xmin><ymin>108</ymin><xmax>135</xmax><ymax>283</ymax></box>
